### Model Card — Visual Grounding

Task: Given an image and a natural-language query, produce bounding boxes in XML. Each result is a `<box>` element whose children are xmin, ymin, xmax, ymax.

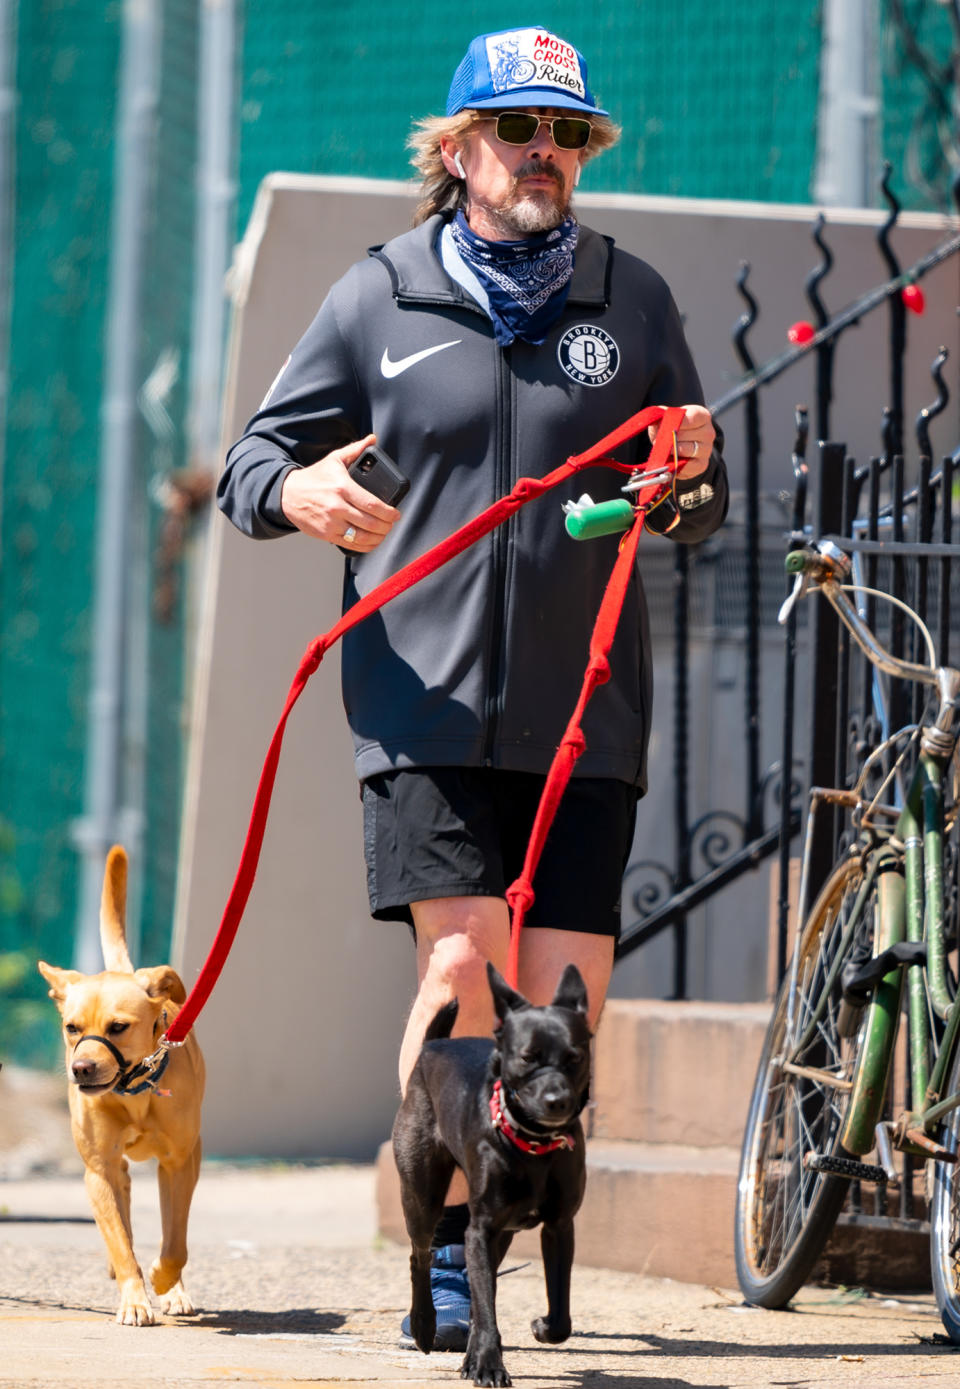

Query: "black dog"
<box><xmin>393</xmin><ymin>961</ymin><xmax>591</xmax><ymax>1387</ymax></box>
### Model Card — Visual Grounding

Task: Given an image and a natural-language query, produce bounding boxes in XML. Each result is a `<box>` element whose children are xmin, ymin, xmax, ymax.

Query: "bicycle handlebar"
<box><xmin>781</xmin><ymin>541</ymin><xmax>950</xmax><ymax>697</ymax></box>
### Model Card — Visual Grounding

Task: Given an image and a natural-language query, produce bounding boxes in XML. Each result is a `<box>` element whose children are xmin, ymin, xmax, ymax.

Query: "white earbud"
<box><xmin>573</xmin><ymin>163</ymin><xmax>581</xmax><ymax>186</ymax></box>
<box><xmin>453</xmin><ymin>152</ymin><xmax>466</xmax><ymax>179</ymax></box>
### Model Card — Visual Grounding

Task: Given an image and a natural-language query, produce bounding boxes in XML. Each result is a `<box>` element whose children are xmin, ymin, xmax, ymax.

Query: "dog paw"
<box><xmin>159</xmin><ymin>1282</ymin><xmax>196</xmax><ymax>1316</ymax></box>
<box><xmin>116</xmin><ymin>1294</ymin><xmax>156</xmax><ymax>1327</ymax></box>
<box><xmin>149</xmin><ymin>1257</ymin><xmax>182</xmax><ymax>1297</ymax></box>
<box><xmin>460</xmin><ymin>1354</ymin><xmax>511</xmax><ymax>1386</ymax></box>
<box><xmin>531</xmin><ymin>1314</ymin><xmax>571</xmax><ymax>1344</ymax></box>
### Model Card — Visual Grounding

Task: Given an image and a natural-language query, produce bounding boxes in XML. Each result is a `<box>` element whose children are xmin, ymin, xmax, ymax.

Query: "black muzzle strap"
<box><xmin>72</xmin><ymin>1028</ymin><xmax>172</xmax><ymax>1096</ymax></box>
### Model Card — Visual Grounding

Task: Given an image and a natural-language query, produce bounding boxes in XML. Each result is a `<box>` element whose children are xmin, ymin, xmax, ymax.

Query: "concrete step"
<box><xmin>591</xmin><ymin>999</ymin><xmax>771</xmax><ymax>1147</ymax></box>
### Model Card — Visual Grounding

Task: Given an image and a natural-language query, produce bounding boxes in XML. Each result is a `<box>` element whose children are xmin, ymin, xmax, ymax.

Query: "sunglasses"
<box><xmin>481</xmin><ymin>111</ymin><xmax>592</xmax><ymax>151</ymax></box>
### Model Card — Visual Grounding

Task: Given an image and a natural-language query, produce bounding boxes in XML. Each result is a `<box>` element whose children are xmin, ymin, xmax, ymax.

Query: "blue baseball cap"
<box><xmin>446</xmin><ymin>27</ymin><xmax>608</xmax><ymax>117</ymax></box>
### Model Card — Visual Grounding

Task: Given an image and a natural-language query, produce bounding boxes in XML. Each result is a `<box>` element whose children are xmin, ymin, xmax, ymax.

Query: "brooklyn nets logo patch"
<box><xmin>557</xmin><ymin>325</ymin><xmax>621</xmax><ymax>387</ymax></box>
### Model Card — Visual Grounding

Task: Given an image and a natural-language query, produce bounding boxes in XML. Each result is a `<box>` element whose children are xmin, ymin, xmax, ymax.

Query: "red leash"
<box><xmin>163</xmin><ymin>404</ymin><xmax>685</xmax><ymax>1044</ymax></box>
<box><xmin>504</xmin><ymin>501</ymin><xmax>646</xmax><ymax>987</ymax></box>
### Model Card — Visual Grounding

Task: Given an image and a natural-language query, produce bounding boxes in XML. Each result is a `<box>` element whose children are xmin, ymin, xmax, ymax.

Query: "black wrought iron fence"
<box><xmin>617</xmin><ymin>167</ymin><xmax>960</xmax><ymax>1001</ymax></box>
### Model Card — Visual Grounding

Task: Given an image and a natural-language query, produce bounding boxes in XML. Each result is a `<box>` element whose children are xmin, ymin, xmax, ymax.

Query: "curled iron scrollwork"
<box><xmin>916</xmin><ymin>346</ymin><xmax>949</xmax><ymax>462</ymax></box>
<box><xmin>759</xmin><ymin>760</ymin><xmax>803</xmax><ymax>819</ymax></box>
<box><xmin>805</xmin><ymin>213</ymin><xmax>834</xmax><ymax>329</ymax></box>
<box><xmin>622</xmin><ymin>859</ymin><xmax>675</xmax><ymax>922</ymax></box>
<box><xmin>688</xmin><ymin>810</ymin><xmax>746</xmax><ymax>874</ymax></box>
<box><xmin>733</xmin><ymin>262</ymin><xmax>758</xmax><ymax>373</ymax></box>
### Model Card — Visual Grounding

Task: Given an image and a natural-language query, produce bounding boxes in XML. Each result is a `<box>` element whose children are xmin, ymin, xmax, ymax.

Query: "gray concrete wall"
<box><xmin>175</xmin><ymin>175</ymin><xmax>959</xmax><ymax>1157</ymax></box>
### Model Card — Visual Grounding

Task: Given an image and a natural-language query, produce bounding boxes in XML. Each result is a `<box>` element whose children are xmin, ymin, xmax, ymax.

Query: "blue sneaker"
<box><xmin>400</xmin><ymin>1243</ymin><xmax>471</xmax><ymax>1351</ymax></box>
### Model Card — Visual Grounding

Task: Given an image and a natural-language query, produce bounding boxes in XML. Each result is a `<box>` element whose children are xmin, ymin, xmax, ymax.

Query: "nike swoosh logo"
<box><xmin>380</xmin><ymin>340</ymin><xmax>461</xmax><ymax>378</ymax></box>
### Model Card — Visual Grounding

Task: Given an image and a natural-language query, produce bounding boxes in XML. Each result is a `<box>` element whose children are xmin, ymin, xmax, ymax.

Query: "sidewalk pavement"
<box><xmin>2</xmin><ymin>1066</ymin><xmax>960</xmax><ymax>1387</ymax></box>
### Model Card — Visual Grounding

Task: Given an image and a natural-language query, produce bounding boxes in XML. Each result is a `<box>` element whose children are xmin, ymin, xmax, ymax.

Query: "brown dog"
<box><xmin>38</xmin><ymin>845</ymin><xmax>205</xmax><ymax>1325</ymax></box>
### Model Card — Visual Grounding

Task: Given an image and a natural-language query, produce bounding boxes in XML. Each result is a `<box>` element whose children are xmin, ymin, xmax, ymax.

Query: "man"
<box><xmin>218</xmin><ymin>25</ymin><xmax>728</xmax><ymax>1349</ymax></box>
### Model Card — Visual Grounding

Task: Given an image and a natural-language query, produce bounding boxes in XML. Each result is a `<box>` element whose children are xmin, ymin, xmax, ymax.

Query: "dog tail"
<box><xmin>424</xmin><ymin>999</ymin><xmax>459</xmax><ymax>1041</ymax></box>
<box><xmin>100</xmin><ymin>845</ymin><xmax>134</xmax><ymax>973</ymax></box>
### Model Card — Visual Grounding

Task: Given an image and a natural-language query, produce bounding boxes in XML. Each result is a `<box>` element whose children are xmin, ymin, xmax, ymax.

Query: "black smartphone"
<box><xmin>348</xmin><ymin>444</ymin><xmax>410</xmax><ymax>506</ymax></box>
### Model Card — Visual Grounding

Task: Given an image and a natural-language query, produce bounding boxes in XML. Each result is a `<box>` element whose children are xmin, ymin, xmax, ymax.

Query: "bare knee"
<box><xmin>424</xmin><ymin>932</ymin><xmax>497</xmax><ymax>1030</ymax></box>
<box><xmin>400</xmin><ymin>927</ymin><xmax>503</xmax><ymax>1092</ymax></box>
<box><xmin>413</xmin><ymin>899</ymin><xmax>508</xmax><ymax>1009</ymax></box>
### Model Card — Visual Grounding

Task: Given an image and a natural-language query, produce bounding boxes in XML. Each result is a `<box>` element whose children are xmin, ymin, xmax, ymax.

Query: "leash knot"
<box><xmin>302</xmin><ymin>638</ymin><xmax>327</xmax><ymax>675</ymax></box>
<box><xmin>506</xmin><ymin>878</ymin><xmax>536</xmax><ymax>915</ymax></box>
<box><xmin>513</xmin><ymin>476</ymin><xmax>548</xmax><ymax>501</ymax></box>
<box><xmin>561</xmin><ymin>728</ymin><xmax>587</xmax><ymax>758</ymax></box>
<box><xmin>587</xmin><ymin>654</ymin><xmax>611</xmax><ymax>685</ymax></box>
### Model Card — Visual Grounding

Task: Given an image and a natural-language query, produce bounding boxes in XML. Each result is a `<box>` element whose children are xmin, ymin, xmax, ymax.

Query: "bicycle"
<box><xmin>733</xmin><ymin>538</ymin><xmax>960</xmax><ymax>1339</ymax></box>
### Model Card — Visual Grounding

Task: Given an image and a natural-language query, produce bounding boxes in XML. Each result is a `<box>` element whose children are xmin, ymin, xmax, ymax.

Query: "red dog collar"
<box><xmin>489</xmin><ymin>1078</ymin><xmax>575</xmax><ymax>1156</ymax></box>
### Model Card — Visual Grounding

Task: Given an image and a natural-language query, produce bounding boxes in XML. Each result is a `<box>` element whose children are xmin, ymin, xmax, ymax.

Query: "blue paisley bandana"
<box><xmin>449</xmin><ymin>210</ymin><xmax>578</xmax><ymax>347</ymax></box>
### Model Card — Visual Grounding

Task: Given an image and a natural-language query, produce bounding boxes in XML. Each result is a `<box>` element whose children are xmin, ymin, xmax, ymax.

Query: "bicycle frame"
<box><xmin>785</xmin><ymin>550</ymin><xmax>960</xmax><ymax>1163</ymax></box>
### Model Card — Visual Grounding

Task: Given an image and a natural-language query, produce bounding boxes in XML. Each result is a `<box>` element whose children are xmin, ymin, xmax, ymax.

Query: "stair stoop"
<box><xmin>579</xmin><ymin>1140</ymin><xmax>741</xmax><ymax>1287</ymax></box>
<box><xmin>591</xmin><ymin>999</ymin><xmax>771</xmax><ymax>1147</ymax></box>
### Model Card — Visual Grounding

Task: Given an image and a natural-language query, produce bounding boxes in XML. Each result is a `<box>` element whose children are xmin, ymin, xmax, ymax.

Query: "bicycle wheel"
<box><xmin>735</xmin><ymin>856</ymin><xmax>880</xmax><ymax>1306</ymax></box>
<box><xmin>930</xmin><ymin>1040</ymin><xmax>960</xmax><ymax>1340</ymax></box>
<box><xmin>510</xmin><ymin>57</ymin><xmax>536</xmax><ymax>82</ymax></box>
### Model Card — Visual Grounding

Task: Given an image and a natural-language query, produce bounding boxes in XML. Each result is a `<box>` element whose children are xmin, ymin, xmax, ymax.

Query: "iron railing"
<box><xmin>617</xmin><ymin>167</ymin><xmax>960</xmax><ymax>999</ymax></box>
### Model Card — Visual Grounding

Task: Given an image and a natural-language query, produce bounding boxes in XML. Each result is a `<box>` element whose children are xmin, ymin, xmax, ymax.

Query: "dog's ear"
<box><xmin>551</xmin><ymin>963</ymin><xmax>589</xmax><ymax>1017</ymax></box>
<box><xmin>134</xmin><ymin>966</ymin><xmax>187</xmax><ymax>1005</ymax></box>
<box><xmin>486</xmin><ymin>962</ymin><xmax>529</xmax><ymax>1023</ymax></box>
<box><xmin>37</xmin><ymin>961</ymin><xmax>82</xmax><ymax>1004</ymax></box>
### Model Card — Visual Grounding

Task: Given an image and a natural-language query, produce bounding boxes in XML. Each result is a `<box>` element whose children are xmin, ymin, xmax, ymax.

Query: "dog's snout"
<box><xmin>542</xmin><ymin>1087</ymin><xmax>572</xmax><ymax>1118</ymax></box>
<box><xmin>72</xmin><ymin>1056</ymin><xmax>99</xmax><ymax>1081</ymax></box>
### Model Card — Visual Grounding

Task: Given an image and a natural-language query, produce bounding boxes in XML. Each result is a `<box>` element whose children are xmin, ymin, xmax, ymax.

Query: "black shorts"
<box><xmin>361</xmin><ymin>766</ymin><xmax>639</xmax><ymax>938</ymax></box>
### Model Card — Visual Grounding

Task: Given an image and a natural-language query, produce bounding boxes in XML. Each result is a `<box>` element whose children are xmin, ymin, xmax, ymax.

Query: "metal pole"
<box><xmin>187</xmin><ymin>0</ymin><xmax>236</xmax><ymax>486</ymax></box>
<box><xmin>777</xmin><ymin>408</ymin><xmax>809</xmax><ymax>985</ymax></box>
<box><xmin>815</xmin><ymin>0</ymin><xmax>879</xmax><ymax>207</ymax></box>
<box><xmin>806</xmin><ymin>441</ymin><xmax>847</xmax><ymax>902</ymax></box>
<box><xmin>73</xmin><ymin>0</ymin><xmax>161</xmax><ymax>972</ymax></box>
<box><xmin>0</xmin><ymin>0</ymin><xmax>16</xmax><ymax>560</ymax></box>
<box><xmin>671</xmin><ymin>544</ymin><xmax>690</xmax><ymax>999</ymax></box>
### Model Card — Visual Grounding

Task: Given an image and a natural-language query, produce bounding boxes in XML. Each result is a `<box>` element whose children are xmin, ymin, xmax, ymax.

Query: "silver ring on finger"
<box><xmin>690</xmin><ymin>439</ymin><xmax>699</xmax><ymax>457</ymax></box>
<box><xmin>343</xmin><ymin>525</ymin><xmax>358</xmax><ymax>543</ymax></box>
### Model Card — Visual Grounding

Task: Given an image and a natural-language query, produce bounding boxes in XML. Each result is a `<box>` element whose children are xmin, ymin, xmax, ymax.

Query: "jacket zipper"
<box><xmin>482</xmin><ymin>345</ymin><xmax>512</xmax><ymax>766</ymax></box>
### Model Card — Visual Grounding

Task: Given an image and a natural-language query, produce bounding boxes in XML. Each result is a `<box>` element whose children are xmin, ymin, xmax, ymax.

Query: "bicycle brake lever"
<box><xmin>778</xmin><ymin>569</ymin><xmax>808</xmax><ymax>626</ymax></box>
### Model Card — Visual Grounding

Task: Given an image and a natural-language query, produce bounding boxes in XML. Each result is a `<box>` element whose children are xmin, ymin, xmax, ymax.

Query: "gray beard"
<box><xmin>504</xmin><ymin>192</ymin><xmax>568</xmax><ymax>234</ymax></box>
<box><xmin>471</xmin><ymin>181</ymin><xmax>572</xmax><ymax>239</ymax></box>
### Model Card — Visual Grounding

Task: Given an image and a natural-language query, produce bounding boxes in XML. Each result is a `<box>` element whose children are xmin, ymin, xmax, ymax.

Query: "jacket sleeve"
<box><xmin>642</xmin><ymin>287</ymin><xmax>729</xmax><ymax>545</ymax></box>
<box><xmin>217</xmin><ymin>274</ymin><xmax>366</xmax><ymax>539</ymax></box>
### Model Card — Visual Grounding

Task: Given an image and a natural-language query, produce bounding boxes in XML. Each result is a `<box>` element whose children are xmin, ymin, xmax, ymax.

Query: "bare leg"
<box><xmin>401</xmin><ymin>896</ymin><xmax>511</xmax><ymax>1088</ymax></box>
<box><xmin>399</xmin><ymin>910</ymin><xmax>612</xmax><ymax>1206</ymax></box>
<box><xmin>401</xmin><ymin>896</ymin><xmax>511</xmax><ymax>1210</ymax></box>
<box><xmin>517</xmin><ymin>927</ymin><xmax>614</xmax><ymax>1031</ymax></box>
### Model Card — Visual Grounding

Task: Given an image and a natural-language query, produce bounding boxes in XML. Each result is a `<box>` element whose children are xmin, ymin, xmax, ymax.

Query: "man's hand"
<box><xmin>280</xmin><ymin>434</ymin><xmax>401</xmax><ymax>551</ymax></box>
<box><xmin>647</xmin><ymin>405</ymin><xmax>715</xmax><ymax>479</ymax></box>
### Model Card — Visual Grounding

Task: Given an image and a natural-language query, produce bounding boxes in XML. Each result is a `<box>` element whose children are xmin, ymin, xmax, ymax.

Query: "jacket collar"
<box><xmin>369</xmin><ymin>213</ymin><xmax>612</xmax><ymax>312</ymax></box>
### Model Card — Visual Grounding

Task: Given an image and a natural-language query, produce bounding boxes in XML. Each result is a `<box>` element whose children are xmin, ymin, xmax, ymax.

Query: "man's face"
<box><xmin>451</xmin><ymin>107</ymin><xmax>584</xmax><ymax>241</ymax></box>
